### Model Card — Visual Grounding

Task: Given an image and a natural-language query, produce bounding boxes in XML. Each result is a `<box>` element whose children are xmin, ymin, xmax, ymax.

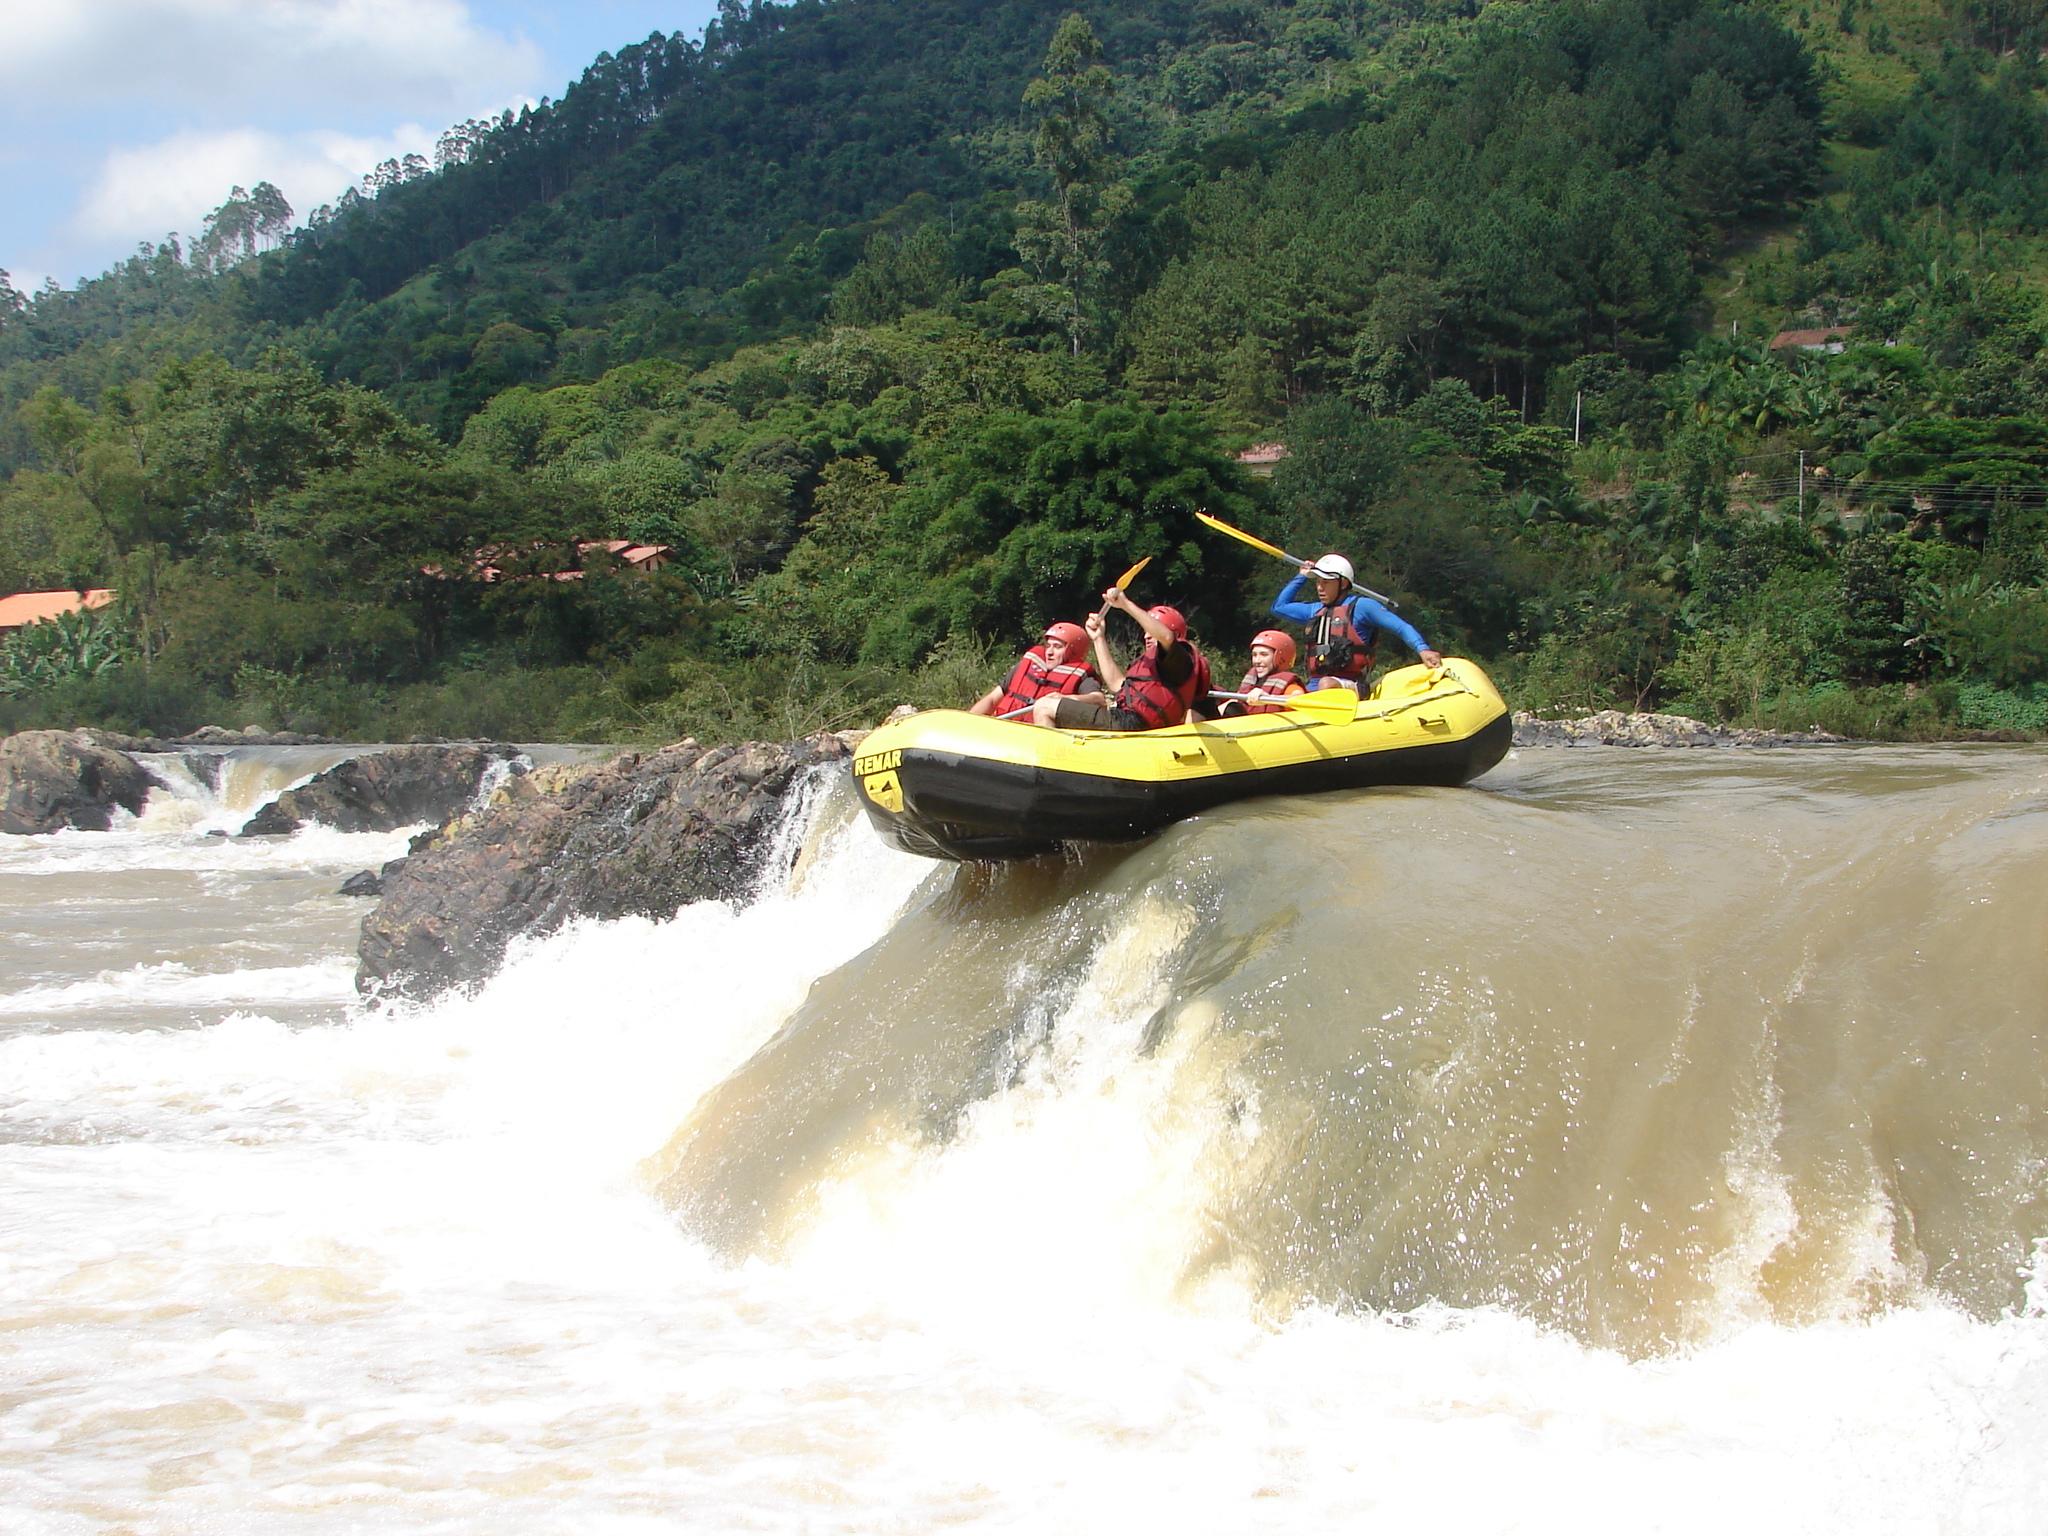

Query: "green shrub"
<box><xmin>0</xmin><ymin>607</ymin><xmax>136</xmax><ymax>697</ymax></box>
<box><xmin>901</xmin><ymin>630</ymin><xmax>1002</xmax><ymax>713</ymax></box>
<box><xmin>1750</xmin><ymin>683</ymin><xmax>1951</xmax><ymax>740</ymax></box>
<box><xmin>379</xmin><ymin>666</ymin><xmax>612</xmax><ymax>742</ymax></box>
<box><xmin>1951</xmin><ymin>682</ymin><xmax>2048</xmax><ymax>736</ymax></box>
<box><xmin>1661</xmin><ymin>622</ymin><xmax>1790</xmax><ymax>725</ymax></box>
<box><xmin>1496</xmin><ymin>632</ymin><xmax>1638</xmax><ymax>717</ymax></box>
<box><xmin>0</xmin><ymin>662</ymin><xmax>228</xmax><ymax>738</ymax></box>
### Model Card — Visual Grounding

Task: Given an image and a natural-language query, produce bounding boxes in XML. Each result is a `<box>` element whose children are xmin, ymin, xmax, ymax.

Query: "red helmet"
<box><xmin>1043</xmin><ymin>621</ymin><xmax>1087</xmax><ymax>654</ymax></box>
<box><xmin>1250</xmin><ymin>629</ymin><xmax>1296</xmax><ymax>669</ymax></box>
<box><xmin>1147</xmin><ymin>605</ymin><xmax>1188</xmax><ymax>641</ymax></box>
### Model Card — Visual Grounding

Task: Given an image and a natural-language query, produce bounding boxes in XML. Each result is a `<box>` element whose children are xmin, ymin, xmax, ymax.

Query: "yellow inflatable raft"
<box><xmin>851</xmin><ymin>658</ymin><xmax>1512</xmax><ymax>860</ymax></box>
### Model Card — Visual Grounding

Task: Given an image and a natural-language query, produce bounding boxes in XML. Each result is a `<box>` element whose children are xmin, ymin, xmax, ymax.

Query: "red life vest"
<box><xmin>1114</xmin><ymin>640</ymin><xmax>1205</xmax><ymax>729</ymax></box>
<box><xmin>1235</xmin><ymin>666</ymin><xmax>1305</xmax><ymax>713</ymax></box>
<box><xmin>1308</xmin><ymin>599</ymin><xmax>1376</xmax><ymax>683</ymax></box>
<box><xmin>994</xmin><ymin>649</ymin><xmax>1097</xmax><ymax>716</ymax></box>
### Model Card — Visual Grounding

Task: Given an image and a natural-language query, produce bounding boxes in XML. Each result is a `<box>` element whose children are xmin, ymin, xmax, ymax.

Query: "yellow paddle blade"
<box><xmin>1096</xmin><ymin>555</ymin><xmax>1153</xmax><ymax>618</ymax></box>
<box><xmin>1195</xmin><ymin>510</ymin><xmax>1293</xmax><ymax>566</ymax></box>
<box><xmin>1196</xmin><ymin>509</ymin><xmax>1401</xmax><ymax>609</ymax></box>
<box><xmin>1275</xmin><ymin>687</ymin><xmax>1361</xmax><ymax>719</ymax></box>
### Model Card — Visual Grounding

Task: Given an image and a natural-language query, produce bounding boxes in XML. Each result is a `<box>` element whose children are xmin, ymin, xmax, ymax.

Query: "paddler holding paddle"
<box><xmin>1029</xmin><ymin>582</ymin><xmax>1213</xmax><ymax>731</ymax></box>
<box><xmin>1193</xmin><ymin>511</ymin><xmax>1440</xmax><ymax>688</ymax></box>
<box><xmin>1273</xmin><ymin>554</ymin><xmax>1440</xmax><ymax>689</ymax></box>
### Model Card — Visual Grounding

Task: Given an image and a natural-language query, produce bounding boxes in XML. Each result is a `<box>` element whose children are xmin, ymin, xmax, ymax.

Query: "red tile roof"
<box><xmin>0</xmin><ymin>588</ymin><xmax>115</xmax><ymax>631</ymax></box>
<box><xmin>422</xmin><ymin>542</ymin><xmax>671</xmax><ymax>583</ymax></box>
<box><xmin>1768</xmin><ymin>326</ymin><xmax>1855</xmax><ymax>352</ymax></box>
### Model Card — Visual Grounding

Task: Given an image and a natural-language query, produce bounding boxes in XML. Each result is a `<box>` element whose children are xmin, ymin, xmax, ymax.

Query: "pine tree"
<box><xmin>1014</xmin><ymin>14</ymin><xmax>1130</xmax><ymax>358</ymax></box>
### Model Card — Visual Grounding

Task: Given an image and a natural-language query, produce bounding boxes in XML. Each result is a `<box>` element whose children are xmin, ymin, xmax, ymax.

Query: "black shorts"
<box><xmin>1051</xmin><ymin>696</ymin><xmax>1148</xmax><ymax>731</ymax></box>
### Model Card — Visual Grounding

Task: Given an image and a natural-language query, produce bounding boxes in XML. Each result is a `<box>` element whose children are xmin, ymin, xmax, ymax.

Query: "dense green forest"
<box><xmin>3</xmin><ymin>0</ymin><xmax>2045</xmax><ymax>742</ymax></box>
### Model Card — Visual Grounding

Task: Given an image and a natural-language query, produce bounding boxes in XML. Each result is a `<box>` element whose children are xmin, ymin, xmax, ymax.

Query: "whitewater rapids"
<box><xmin>1</xmin><ymin>742</ymin><xmax>2043</xmax><ymax>1533</ymax></box>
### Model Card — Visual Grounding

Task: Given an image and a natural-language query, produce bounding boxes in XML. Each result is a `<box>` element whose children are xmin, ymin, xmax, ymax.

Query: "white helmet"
<box><xmin>1312</xmin><ymin>554</ymin><xmax>1354</xmax><ymax>584</ymax></box>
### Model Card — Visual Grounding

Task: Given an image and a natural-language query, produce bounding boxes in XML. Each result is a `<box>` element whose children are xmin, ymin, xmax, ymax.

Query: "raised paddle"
<box><xmin>990</xmin><ymin>558</ymin><xmax>1154</xmax><ymax>721</ymax></box>
<box><xmin>1097</xmin><ymin>555</ymin><xmax>1152</xmax><ymax>617</ymax></box>
<box><xmin>1193</xmin><ymin>510</ymin><xmax>1398</xmax><ymax>608</ymax></box>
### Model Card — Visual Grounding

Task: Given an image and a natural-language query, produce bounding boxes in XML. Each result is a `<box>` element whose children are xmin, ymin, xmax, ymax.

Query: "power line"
<box><xmin>1730</xmin><ymin>478</ymin><xmax>2048</xmax><ymax>504</ymax></box>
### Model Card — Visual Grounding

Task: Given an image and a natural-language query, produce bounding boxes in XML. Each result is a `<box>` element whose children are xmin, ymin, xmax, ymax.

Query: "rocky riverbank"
<box><xmin>1509</xmin><ymin>711</ymin><xmax>1845</xmax><ymax>748</ymax></box>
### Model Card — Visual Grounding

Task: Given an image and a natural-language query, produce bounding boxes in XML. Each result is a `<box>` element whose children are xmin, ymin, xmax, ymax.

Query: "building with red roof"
<box><xmin>0</xmin><ymin>589</ymin><xmax>115</xmax><ymax>634</ymax></box>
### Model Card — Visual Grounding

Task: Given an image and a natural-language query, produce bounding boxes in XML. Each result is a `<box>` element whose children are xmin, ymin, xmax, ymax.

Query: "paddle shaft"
<box><xmin>1206</xmin><ymin>688</ymin><xmax>1357</xmax><ymax>717</ymax></box>
<box><xmin>1194</xmin><ymin>511</ymin><xmax>1398</xmax><ymax>608</ymax></box>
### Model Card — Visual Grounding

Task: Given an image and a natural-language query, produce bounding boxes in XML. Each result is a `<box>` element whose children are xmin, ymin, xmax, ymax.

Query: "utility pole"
<box><xmin>1798</xmin><ymin>450</ymin><xmax>1805</xmax><ymax>519</ymax></box>
<box><xmin>1574</xmin><ymin>390</ymin><xmax>1582</xmax><ymax>445</ymax></box>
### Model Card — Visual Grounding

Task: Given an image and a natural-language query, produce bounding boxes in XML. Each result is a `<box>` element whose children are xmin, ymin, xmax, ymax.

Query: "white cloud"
<box><xmin>69</xmin><ymin>124</ymin><xmax>445</xmax><ymax>251</ymax></box>
<box><xmin>1</xmin><ymin>0</ymin><xmax>542</xmax><ymax>119</ymax></box>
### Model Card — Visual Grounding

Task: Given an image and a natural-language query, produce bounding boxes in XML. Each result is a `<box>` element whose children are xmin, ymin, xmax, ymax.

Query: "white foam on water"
<box><xmin>0</xmin><ymin>819</ymin><xmax>420</xmax><ymax>877</ymax></box>
<box><xmin>1</xmin><ymin>777</ymin><xmax>2044</xmax><ymax>1534</ymax></box>
<box><xmin>0</xmin><ymin>959</ymin><xmax>359</xmax><ymax>1020</ymax></box>
<box><xmin>784</xmin><ymin>888</ymin><xmax>1223</xmax><ymax>1320</ymax></box>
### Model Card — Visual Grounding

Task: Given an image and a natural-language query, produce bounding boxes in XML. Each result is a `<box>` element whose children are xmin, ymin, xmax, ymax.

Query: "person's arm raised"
<box><xmin>1086</xmin><ymin>609</ymin><xmax>1126</xmax><ymax>694</ymax></box>
<box><xmin>1107</xmin><ymin>587</ymin><xmax>1175</xmax><ymax>650</ymax></box>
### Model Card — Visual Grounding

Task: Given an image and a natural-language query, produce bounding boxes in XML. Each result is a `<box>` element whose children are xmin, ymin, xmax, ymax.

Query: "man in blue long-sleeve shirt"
<box><xmin>1271</xmin><ymin>553</ymin><xmax>1441</xmax><ymax>690</ymax></box>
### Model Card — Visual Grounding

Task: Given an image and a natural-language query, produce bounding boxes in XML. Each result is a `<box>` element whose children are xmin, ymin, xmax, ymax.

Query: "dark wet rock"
<box><xmin>178</xmin><ymin>752</ymin><xmax>227</xmax><ymax>793</ymax></box>
<box><xmin>77</xmin><ymin>726</ymin><xmax>337</xmax><ymax>752</ymax></box>
<box><xmin>0</xmin><ymin>729</ymin><xmax>156</xmax><ymax>834</ymax></box>
<box><xmin>1512</xmin><ymin>710</ymin><xmax>1845</xmax><ymax>749</ymax></box>
<box><xmin>179</xmin><ymin>725</ymin><xmax>335</xmax><ymax>747</ymax></box>
<box><xmin>238</xmin><ymin>743</ymin><xmax>523</xmax><ymax>837</ymax></box>
<box><xmin>356</xmin><ymin>732</ymin><xmax>857</xmax><ymax>1002</ymax></box>
<box><xmin>76</xmin><ymin>728</ymin><xmax>173</xmax><ymax>754</ymax></box>
<box><xmin>339</xmin><ymin>869</ymin><xmax>384</xmax><ymax>897</ymax></box>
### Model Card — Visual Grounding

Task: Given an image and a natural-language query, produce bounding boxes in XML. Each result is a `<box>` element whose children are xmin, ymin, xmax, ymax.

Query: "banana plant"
<box><xmin>0</xmin><ymin>607</ymin><xmax>136</xmax><ymax>695</ymax></box>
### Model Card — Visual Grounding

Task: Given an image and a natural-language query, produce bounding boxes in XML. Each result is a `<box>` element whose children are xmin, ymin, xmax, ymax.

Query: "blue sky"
<box><xmin>1</xmin><ymin>1</ymin><xmax>724</xmax><ymax>296</ymax></box>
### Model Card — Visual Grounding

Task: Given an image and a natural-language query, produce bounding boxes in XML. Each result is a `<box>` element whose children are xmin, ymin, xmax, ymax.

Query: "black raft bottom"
<box><xmin>861</xmin><ymin>711</ymin><xmax>1512</xmax><ymax>861</ymax></box>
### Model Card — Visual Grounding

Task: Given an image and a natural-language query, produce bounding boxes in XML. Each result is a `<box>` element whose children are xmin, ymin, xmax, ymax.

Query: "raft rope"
<box><xmin>1057</xmin><ymin>672</ymin><xmax>1480</xmax><ymax>744</ymax></box>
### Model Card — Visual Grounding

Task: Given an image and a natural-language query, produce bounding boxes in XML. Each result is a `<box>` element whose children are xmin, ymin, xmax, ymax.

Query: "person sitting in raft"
<box><xmin>1271</xmin><ymin>553</ymin><xmax>1441</xmax><ymax>690</ymax></box>
<box><xmin>968</xmin><ymin>622</ymin><xmax>1099</xmax><ymax>717</ymax></box>
<box><xmin>1216</xmin><ymin>629</ymin><xmax>1308</xmax><ymax>716</ymax></box>
<box><xmin>1029</xmin><ymin>588</ymin><xmax>1209</xmax><ymax>731</ymax></box>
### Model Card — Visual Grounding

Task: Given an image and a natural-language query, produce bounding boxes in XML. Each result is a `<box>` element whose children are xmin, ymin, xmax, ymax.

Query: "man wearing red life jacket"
<box><xmin>1029</xmin><ymin>587</ymin><xmax>1208</xmax><ymax>731</ymax></box>
<box><xmin>968</xmin><ymin>622</ymin><xmax>1099</xmax><ymax>717</ymax></box>
<box><xmin>1216</xmin><ymin>629</ymin><xmax>1308</xmax><ymax>716</ymax></box>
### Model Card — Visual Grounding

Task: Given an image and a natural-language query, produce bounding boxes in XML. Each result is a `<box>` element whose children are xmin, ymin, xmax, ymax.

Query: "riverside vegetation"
<box><xmin>1</xmin><ymin>0</ymin><xmax>2044</xmax><ymax>745</ymax></box>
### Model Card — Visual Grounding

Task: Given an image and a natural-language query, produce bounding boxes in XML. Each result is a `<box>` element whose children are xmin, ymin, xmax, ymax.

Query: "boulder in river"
<box><xmin>0</xmin><ymin>729</ymin><xmax>156</xmax><ymax>834</ymax></box>
<box><xmin>356</xmin><ymin>732</ymin><xmax>858</xmax><ymax>1002</ymax></box>
<box><xmin>238</xmin><ymin>743</ymin><xmax>523</xmax><ymax>837</ymax></box>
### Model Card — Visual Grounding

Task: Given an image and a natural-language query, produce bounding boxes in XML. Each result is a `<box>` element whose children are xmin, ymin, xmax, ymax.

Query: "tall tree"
<box><xmin>1015</xmin><ymin>14</ymin><xmax>1130</xmax><ymax>357</ymax></box>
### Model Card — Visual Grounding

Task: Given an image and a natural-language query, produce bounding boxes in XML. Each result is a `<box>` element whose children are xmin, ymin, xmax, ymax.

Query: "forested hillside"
<box><xmin>2</xmin><ymin>0</ymin><xmax>2044</xmax><ymax>742</ymax></box>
